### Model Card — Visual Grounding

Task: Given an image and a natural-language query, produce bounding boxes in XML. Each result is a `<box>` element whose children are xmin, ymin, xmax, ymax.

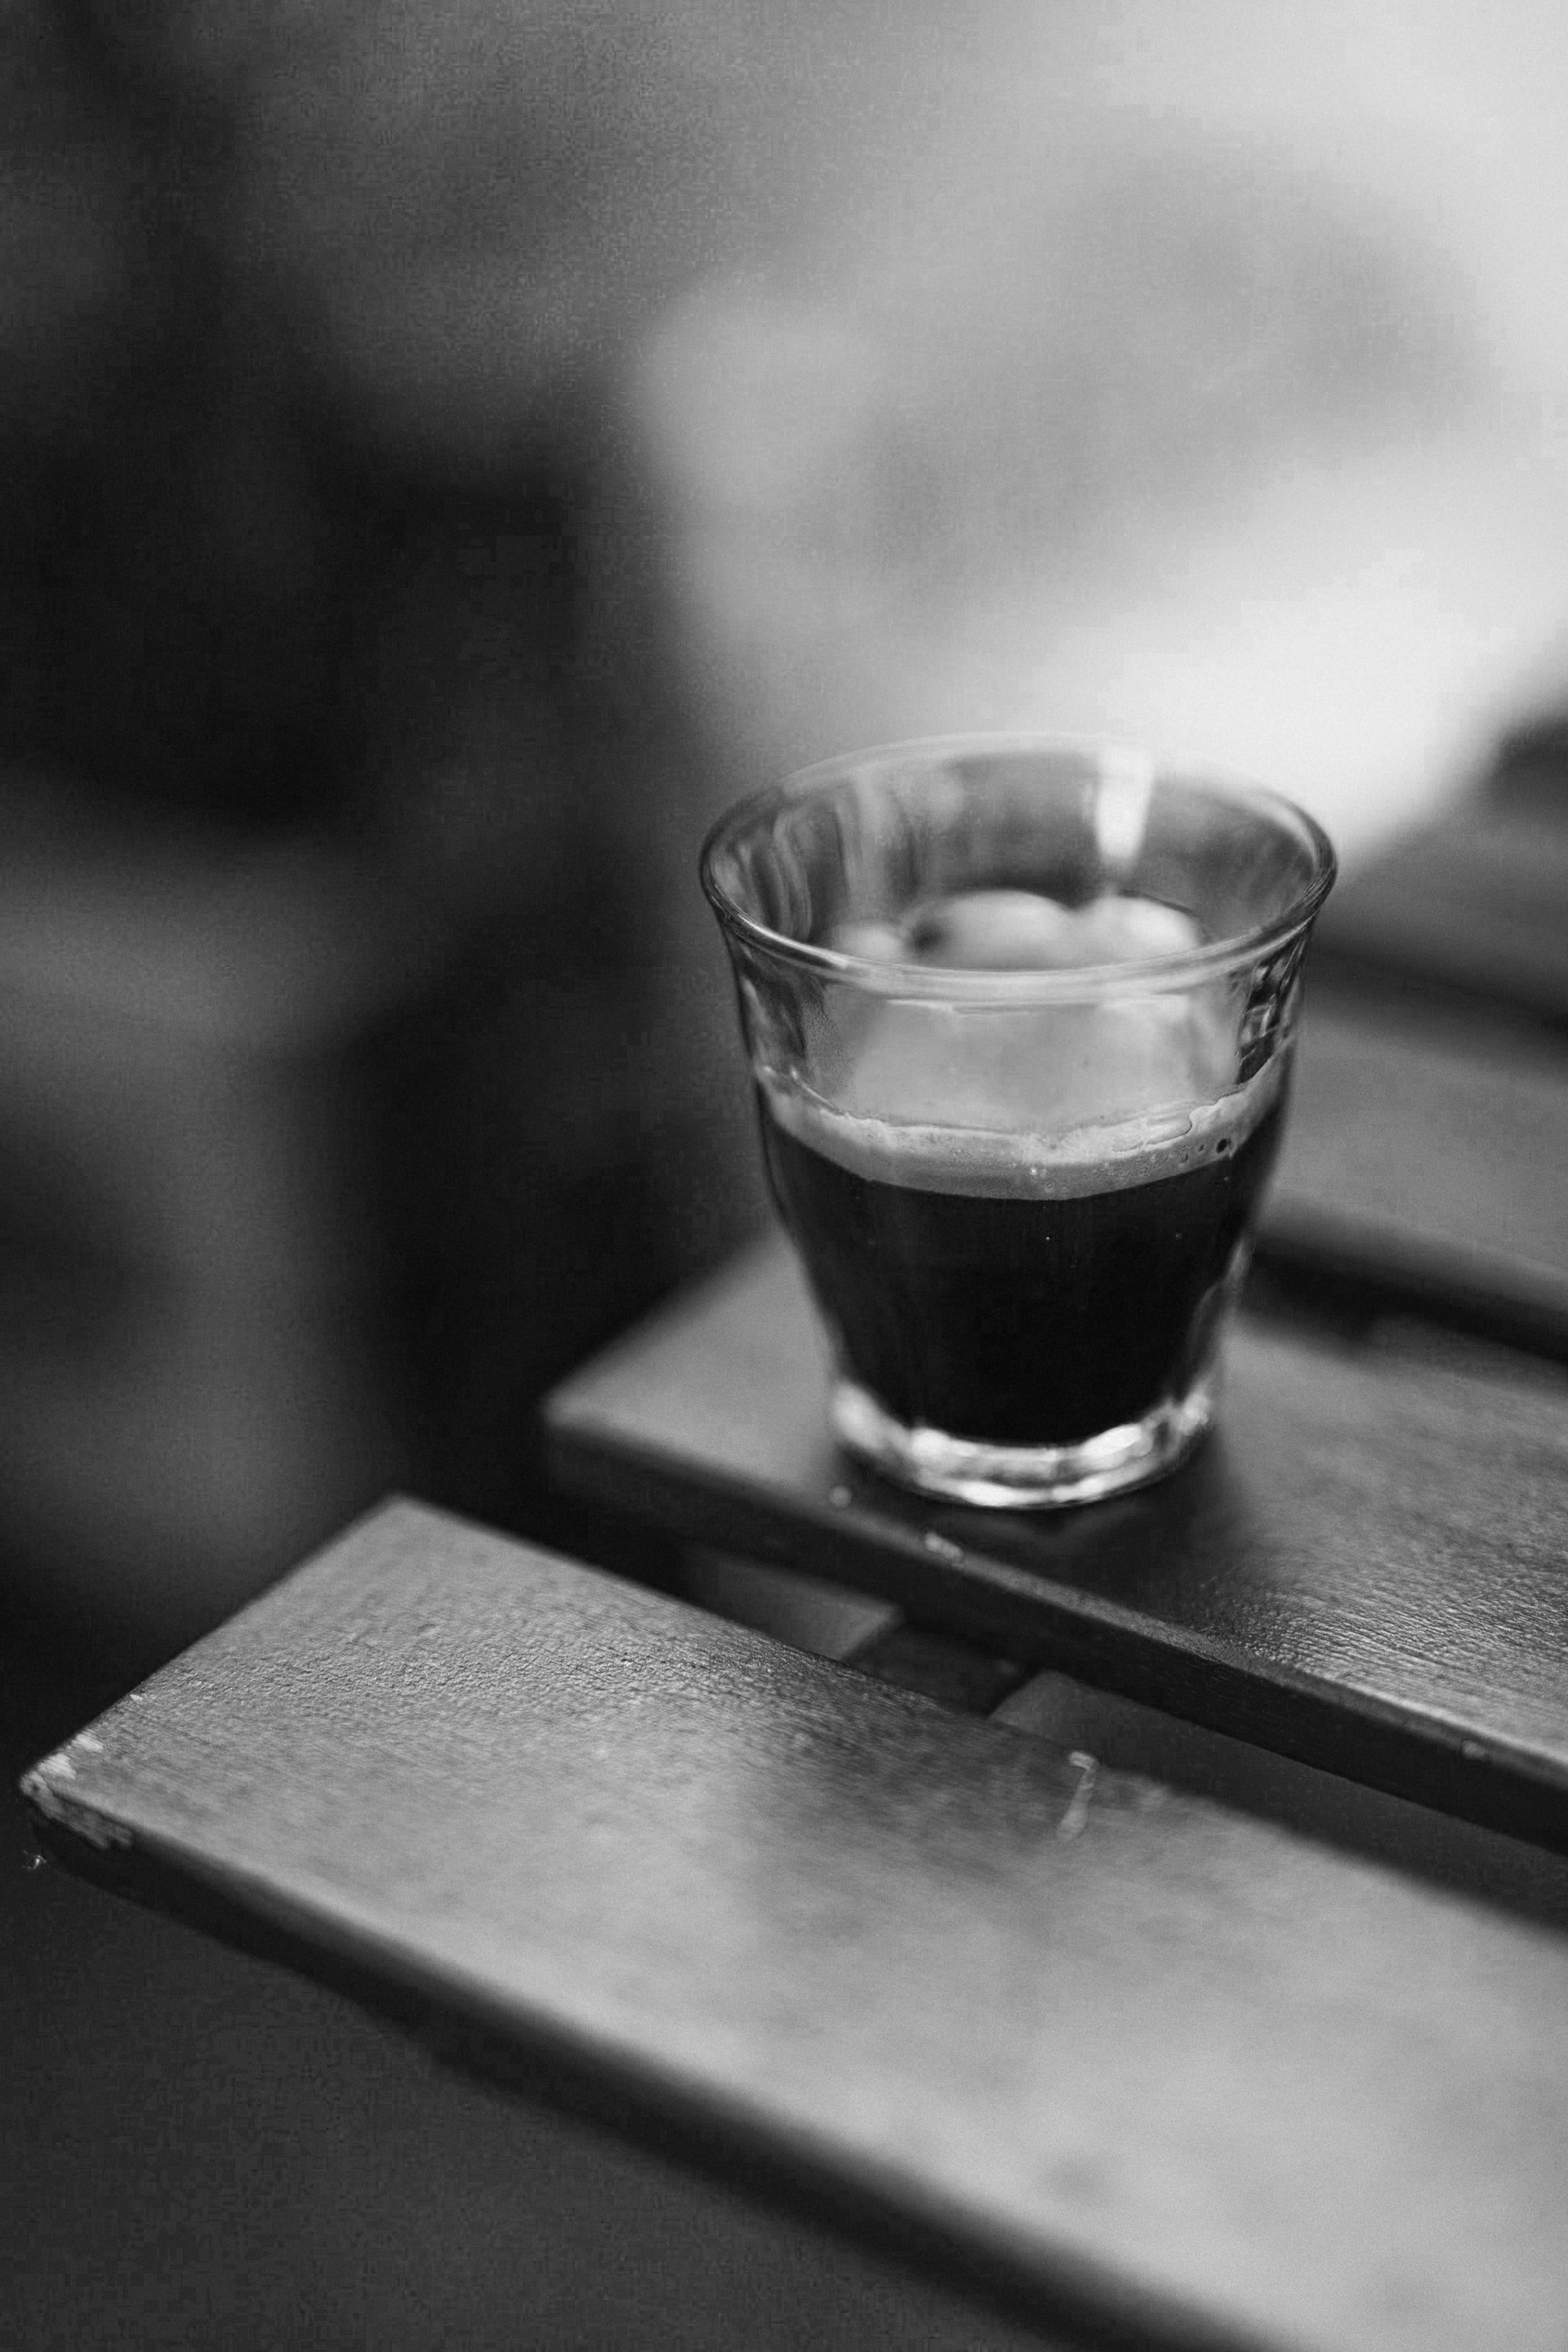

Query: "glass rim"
<box><xmin>700</xmin><ymin>731</ymin><xmax>1338</xmax><ymax>1001</ymax></box>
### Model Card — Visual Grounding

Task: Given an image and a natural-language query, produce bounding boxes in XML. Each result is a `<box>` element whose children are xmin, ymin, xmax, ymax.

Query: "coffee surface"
<box><xmin>765</xmin><ymin>1022</ymin><xmax>1278</xmax><ymax>1200</ymax></box>
<box><xmin>788</xmin><ymin>885</ymin><xmax>1276</xmax><ymax>1197</ymax></box>
<box><xmin>761</xmin><ymin>888</ymin><xmax>1285</xmax><ymax>1442</ymax></box>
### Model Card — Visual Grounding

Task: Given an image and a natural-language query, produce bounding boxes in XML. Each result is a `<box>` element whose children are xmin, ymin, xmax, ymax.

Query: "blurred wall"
<box><xmin>632</xmin><ymin>1</ymin><xmax>1568</xmax><ymax>862</ymax></box>
<box><xmin>3</xmin><ymin>2</ymin><xmax>1567</xmax><ymax>1648</ymax></box>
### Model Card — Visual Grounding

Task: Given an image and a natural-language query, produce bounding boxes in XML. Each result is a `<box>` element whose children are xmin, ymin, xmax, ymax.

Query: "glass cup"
<box><xmin>701</xmin><ymin>737</ymin><xmax>1336</xmax><ymax>1508</ymax></box>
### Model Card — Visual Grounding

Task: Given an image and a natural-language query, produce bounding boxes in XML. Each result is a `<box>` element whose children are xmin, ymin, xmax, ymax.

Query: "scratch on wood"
<box><xmin>1058</xmin><ymin>1750</ymin><xmax>1098</xmax><ymax>1840</ymax></box>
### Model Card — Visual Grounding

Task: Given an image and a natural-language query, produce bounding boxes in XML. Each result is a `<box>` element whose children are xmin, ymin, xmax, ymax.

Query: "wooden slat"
<box><xmin>1311</xmin><ymin>804</ymin><xmax>1568</xmax><ymax>1022</ymax></box>
<box><xmin>545</xmin><ymin>1241</ymin><xmax>1568</xmax><ymax>1847</ymax></box>
<box><xmin>23</xmin><ymin>1499</ymin><xmax>1568</xmax><ymax>2352</ymax></box>
<box><xmin>845</xmin><ymin>1621</ymin><xmax>1032</xmax><ymax>1713</ymax></box>
<box><xmin>1264</xmin><ymin>991</ymin><xmax>1568</xmax><ymax>1354</ymax></box>
<box><xmin>993</xmin><ymin>1668</ymin><xmax>1568</xmax><ymax>1933</ymax></box>
<box><xmin>679</xmin><ymin>1548</ymin><xmax>900</xmax><ymax>1661</ymax></box>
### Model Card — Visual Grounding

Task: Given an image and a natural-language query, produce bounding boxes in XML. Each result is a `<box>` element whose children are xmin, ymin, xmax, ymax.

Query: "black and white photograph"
<box><xmin>5</xmin><ymin>7</ymin><xmax>1568</xmax><ymax>2346</ymax></box>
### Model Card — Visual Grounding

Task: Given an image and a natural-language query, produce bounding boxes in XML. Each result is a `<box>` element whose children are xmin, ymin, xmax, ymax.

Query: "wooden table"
<box><xmin>23</xmin><ymin>789</ymin><xmax>1568</xmax><ymax>2351</ymax></box>
<box><xmin>541</xmin><ymin>794</ymin><xmax>1568</xmax><ymax>2343</ymax></box>
<box><xmin>25</xmin><ymin>1499</ymin><xmax>1568</xmax><ymax>2352</ymax></box>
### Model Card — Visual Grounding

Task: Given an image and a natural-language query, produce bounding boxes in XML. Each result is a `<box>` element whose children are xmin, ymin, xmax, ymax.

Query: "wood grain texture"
<box><xmin>994</xmin><ymin>1669</ymin><xmax>1568</xmax><ymax>1936</ymax></box>
<box><xmin>1266</xmin><ymin>992</ymin><xmax>1568</xmax><ymax>1356</ymax></box>
<box><xmin>22</xmin><ymin>1499</ymin><xmax>1568</xmax><ymax>2352</ymax></box>
<box><xmin>545</xmin><ymin>1242</ymin><xmax>1568</xmax><ymax>1846</ymax></box>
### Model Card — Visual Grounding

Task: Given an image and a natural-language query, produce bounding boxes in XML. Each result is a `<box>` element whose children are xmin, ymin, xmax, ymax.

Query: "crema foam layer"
<box><xmin>764</xmin><ymin>1024</ymin><xmax>1287</xmax><ymax>1201</ymax></box>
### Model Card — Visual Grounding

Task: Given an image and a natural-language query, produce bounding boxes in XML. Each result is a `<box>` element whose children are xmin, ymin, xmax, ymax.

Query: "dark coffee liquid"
<box><xmin>761</xmin><ymin>1087</ymin><xmax>1285</xmax><ymax>1446</ymax></box>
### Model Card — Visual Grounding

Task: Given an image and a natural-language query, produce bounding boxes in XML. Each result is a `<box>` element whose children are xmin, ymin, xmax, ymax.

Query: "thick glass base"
<box><xmin>830</xmin><ymin>1365</ymin><xmax>1218</xmax><ymax>1509</ymax></box>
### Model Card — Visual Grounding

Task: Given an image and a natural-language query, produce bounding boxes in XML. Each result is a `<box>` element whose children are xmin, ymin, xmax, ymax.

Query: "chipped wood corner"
<box><xmin>20</xmin><ymin>1747</ymin><xmax>133</xmax><ymax>1852</ymax></box>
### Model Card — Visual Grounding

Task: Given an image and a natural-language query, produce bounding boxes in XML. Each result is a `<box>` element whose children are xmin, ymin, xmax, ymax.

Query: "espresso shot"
<box><xmin>701</xmin><ymin>739</ymin><xmax>1335</xmax><ymax>1508</ymax></box>
<box><xmin>760</xmin><ymin>1056</ymin><xmax>1287</xmax><ymax>1449</ymax></box>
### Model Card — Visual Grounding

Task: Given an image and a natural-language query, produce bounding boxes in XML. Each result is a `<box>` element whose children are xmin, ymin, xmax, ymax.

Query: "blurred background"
<box><xmin>4</xmin><ymin>0</ymin><xmax>1568</xmax><ymax>1661</ymax></box>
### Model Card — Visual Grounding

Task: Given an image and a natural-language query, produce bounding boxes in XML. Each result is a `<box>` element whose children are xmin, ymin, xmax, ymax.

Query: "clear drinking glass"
<box><xmin>701</xmin><ymin>737</ymin><xmax>1336</xmax><ymax>1508</ymax></box>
